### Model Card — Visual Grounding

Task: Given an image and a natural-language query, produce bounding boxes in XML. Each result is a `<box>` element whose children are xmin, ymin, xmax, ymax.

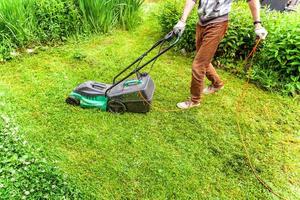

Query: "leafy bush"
<box><xmin>252</xmin><ymin>11</ymin><xmax>300</xmax><ymax>95</ymax></box>
<box><xmin>158</xmin><ymin>1</ymin><xmax>300</xmax><ymax>95</ymax></box>
<box><xmin>0</xmin><ymin>116</ymin><xmax>82</xmax><ymax>199</ymax></box>
<box><xmin>33</xmin><ymin>0</ymin><xmax>81</xmax><ymax>42</ymax></box>
<box><xmin>216</xmin><ymin>3</ymin><xmax>254</xmax><ymax>60</ymax></box>
<box><xmin>0</xmin><ymin>35</ymin><xmax>14</xmax><ymax>62</ymax></box>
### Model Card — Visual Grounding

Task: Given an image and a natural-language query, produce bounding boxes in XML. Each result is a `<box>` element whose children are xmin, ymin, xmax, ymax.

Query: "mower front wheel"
<box><xmin>107</xmin><ymin>100</ymin><xmax>126</xmax><ymax>114</ymax></box>
<box><xmin>66</xmin><ymin>96</ymin><xmax>80</xmax><ymax>106</ymax></box>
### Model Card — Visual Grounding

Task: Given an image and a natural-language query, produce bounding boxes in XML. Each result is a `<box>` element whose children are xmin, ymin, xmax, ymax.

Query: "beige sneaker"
<box><xmin>177</xmin><ymin>100</ymin><xmax>200</xmax><ymax>109</ymax></box>
<box><xmin>203</xmin><ymin>85</ymin><xmax>224</xmax><ymax>95</ymax></box>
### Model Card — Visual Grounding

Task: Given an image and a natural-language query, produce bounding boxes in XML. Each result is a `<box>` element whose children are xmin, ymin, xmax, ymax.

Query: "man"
<box><xmin>174</xmin><ymin>0</ymin><xmax>268</xmax><ymax>109</ymax></box>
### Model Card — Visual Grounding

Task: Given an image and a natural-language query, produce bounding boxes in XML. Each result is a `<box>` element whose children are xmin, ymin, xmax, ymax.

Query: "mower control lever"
<box><xmin>123</xmin><ymin>79</ymin><xmax>142</xmax><ymax>87</ymax></box>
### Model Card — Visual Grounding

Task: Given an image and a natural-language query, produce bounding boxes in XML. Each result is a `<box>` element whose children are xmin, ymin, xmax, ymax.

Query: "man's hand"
<box><xmin>173</xmin><ymin>20</ymin><xmax>186</xmax><ymax>36</ymax></box>
<box><xmin>255</xmin><ymin>24</ymin><xmax>268</xmax><ymax>40</ymax></box>
<box><xmin>173</xmin><ymin>0</ymin><xmax>196</xmax><ymax>36</ymax></box>
<box><xmin>248</xmin><ymin>0</ymin><xmax>268</xmax><ymax>40</ymax></box>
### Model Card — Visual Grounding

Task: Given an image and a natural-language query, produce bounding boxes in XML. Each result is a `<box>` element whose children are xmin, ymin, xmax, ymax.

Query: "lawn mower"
<box><xmin>66</xmin><ymin>30</ymin><xmax>180</xmax><ymax>114</ymax></box>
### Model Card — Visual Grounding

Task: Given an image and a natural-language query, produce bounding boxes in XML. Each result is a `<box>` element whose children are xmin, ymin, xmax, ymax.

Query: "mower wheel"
<box><xmin>66</xmin><ymin>96</ymin><xmax>80</xmax><ymax>106</ymax></box>
<box><xmin>108</xmin><ymin>99</ymin><xmax>126</xmax><ymax>114</ymax></box>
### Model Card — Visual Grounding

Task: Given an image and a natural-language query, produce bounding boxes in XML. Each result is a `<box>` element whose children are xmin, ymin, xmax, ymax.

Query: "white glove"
<box><xmin>173</xmin><ymin>20</ymin><xmax>186</xmax><ymax>36</ymax></box>
<box><xmin>255</xmin><ymin>27</ymin><xmax>268</xmax><ymax>40</ymax></box>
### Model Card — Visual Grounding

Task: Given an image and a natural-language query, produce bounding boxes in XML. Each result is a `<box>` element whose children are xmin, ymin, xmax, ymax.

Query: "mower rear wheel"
<box><xmin>108</xmin><ymin>100</ymin><xmax>126</xmax><ymax>114</ymax></box>
<box><xmin>66</xmin><ymin>96</ymin><xmax>80</xmax><ymax>106</ymax></box>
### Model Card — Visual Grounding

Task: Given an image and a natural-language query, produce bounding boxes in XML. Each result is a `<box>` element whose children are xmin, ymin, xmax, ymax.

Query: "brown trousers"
<box><xmin>191</xmin><ymin>21</ymin><xmax>228</xmax><ymax>103</ymax></box>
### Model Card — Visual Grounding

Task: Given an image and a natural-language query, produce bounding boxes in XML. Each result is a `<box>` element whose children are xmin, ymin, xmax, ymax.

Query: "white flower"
<box><xmin>10</xmin><ymin>51</ymin><xmax>20</xmax><ymax>57</ymax></box>
<box><xmin>26</xmin><ymin>49</ymin><xmax>35</xmax><ymax>54</ymax></box>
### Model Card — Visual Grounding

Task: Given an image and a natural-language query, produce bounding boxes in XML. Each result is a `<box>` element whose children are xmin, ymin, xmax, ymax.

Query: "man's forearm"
<box><xmin>248</xmin><ymin>0</ymin><xmax>262</xmax><ymax>28</ymax></box>
<box><xmin>180</xmin><ymin>0</ymin><xmax>196</xmax><ymax>22</ymax></box>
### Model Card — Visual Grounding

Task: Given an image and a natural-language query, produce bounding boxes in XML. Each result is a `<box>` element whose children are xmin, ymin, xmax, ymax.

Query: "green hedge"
<box><xmin>0</xmin><ymin>116</ymin><xmax>82</xmax><ymax>199</ymax></box>
<box><xmin>158</xmin><ymin>1</ymin><xmax>300</xmax><ymax>95</ymax></box>
<box><xmin>0</xmin><ymin>0</ymin><xmax>144</xmax><ymax>61</ymax></box>
<box><xmin>33</xmin><ymin>0</ymin><xmax>81</xmax><ymax>42</ymax></box>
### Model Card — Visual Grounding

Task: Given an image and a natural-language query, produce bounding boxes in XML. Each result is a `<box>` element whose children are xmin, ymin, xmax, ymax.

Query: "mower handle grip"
<box><xmin>164</xmin><ymin>30</ymin><xmax>179</xmax><ymax>41</ymax></box>
<box><xmin>123</xmin><ymin>79</ymin><xmax>142</xmax><ymax>87</ymax></box>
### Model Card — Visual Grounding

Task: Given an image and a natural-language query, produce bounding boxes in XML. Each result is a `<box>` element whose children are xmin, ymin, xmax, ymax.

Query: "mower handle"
<box><xmin>105</xmin><ymin>30</ymin><xmax>180</xmax><ymax>97</ymax></box>
<box><xmin>112</xmin><ymin>31</ymin><xmax>179</xmax><ymax>84</ymax></box>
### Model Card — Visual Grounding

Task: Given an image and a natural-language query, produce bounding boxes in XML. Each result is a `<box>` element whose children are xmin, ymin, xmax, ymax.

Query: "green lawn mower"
<box><xmin>66</xmin><ymin>30</ymin><xmax>180</xmax><ymax>114</ymax></box>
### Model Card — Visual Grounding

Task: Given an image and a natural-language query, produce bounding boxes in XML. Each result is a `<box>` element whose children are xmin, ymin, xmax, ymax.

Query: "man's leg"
<box><xmin>195</xmin><ymin>23</ymin><xmax>222</xmax><ymax>87</ymax></box>
<box><xmin>177</xmin><ymin>23</ymin><xmax>204</xmax><ymax>109</ymax></box>
<box><xmin>204</xmin><ymin>23</ymin><xmax>228</xmax><ymax>93</ymax></box>
<box><xmin>206</xmin><ymin>63</ymin><xmax>224</xmax><ymax>88</ymax></box>
<box><xmin>190</xmin><ymin>21</ymin><xmax>228</xmax><ymax>103</ymax></box>
<box><xmin>195</xmin><ymin>23</ymin><xmax>204</xmax><ymax>52</ymax></box>
<box><xmin>195</xmin><ymin>27</ymin><xmax>223</xmax><ymax>91</ymax></box>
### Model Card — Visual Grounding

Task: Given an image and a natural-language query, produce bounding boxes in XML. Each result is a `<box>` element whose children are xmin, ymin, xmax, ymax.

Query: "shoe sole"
<box><xmin>203</xmin><ymin>86</ymin><xmax>224</xmax><ymax>95</ymax></box>
<box><xmin>176</xmin><ymin>103</ymin><xmax>201</xmax><ymax>109</ymax></box>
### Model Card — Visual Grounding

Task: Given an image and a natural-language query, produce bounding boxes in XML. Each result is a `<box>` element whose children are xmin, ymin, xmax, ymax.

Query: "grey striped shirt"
<box><xmin>193</xmin><ymin>0</ymin><xmax>233</xmax><ymax>25</ymax></box>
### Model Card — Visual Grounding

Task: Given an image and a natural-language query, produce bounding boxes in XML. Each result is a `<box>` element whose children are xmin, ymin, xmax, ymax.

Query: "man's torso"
<box><xmin>195</xmin><ymin>0</ymin><xmax>233</xmax><ymax>25</ymax></box>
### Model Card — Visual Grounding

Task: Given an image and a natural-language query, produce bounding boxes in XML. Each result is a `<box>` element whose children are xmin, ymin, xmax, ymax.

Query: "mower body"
<box><xmin>66</xmin><ymin>74</ymin><xmax>155</xmax><ymax>113</ymax></box>
<box><xmin>67</xmin><ymin>81</ymin><xmax>110</xmax><ymax>111</ymax></box>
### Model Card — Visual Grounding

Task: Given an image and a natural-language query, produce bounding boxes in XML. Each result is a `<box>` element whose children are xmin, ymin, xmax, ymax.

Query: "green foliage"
<box><xmin>0</xmin><ymin>35</ymin><xmax>13</xmax><ymax>61</ymax></box>
<box><xmin>0</xmin><ymin>0</ymin><xmax>144</xmax><ymax>61</ymax></box>
<box><xmin>158</xmin><ymin>1</ymin><xmax>300</xmax><ymax>95</ymax></box>
<box><xmin>158</xmin><ymin>0</ymin><xmax>198</xmax><ymax>52</ymax></box>
<box><xmin>0</xmin><ymin>116</ymin><xmax>82</xmax><ymax>199</ymax></box>
<box><xmin>216</xmin><ymin>3</ymin><xmax>254</xmax><ymax>60</ymax></box>
<box><xmin>33</xmin><ymin>0</ymin><xmax>81</xmax><ymax>42</ymax></box>
<box><xmin>118</xmin><ymin>0</ymin><xmax>145</xmax><ymax>30</ymax></box>
<box><xmin>252</xmin><ymin>11</ymin><xmax>300</xmax><ymax>95</ymax></box>
<box><xmin>0</xmin><ymin>0</ymin><xmax>36</xmax><ymax>46</ymax></box>
<box><xmin>78</xmin><ymin>0</ymin><xmax>144</xmax><ymax>33</ymax></box>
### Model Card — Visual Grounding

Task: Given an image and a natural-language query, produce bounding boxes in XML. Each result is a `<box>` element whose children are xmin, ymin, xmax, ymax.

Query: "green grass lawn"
<box><xmin>1</xmin><ymin>3</ymin><xmax>299</xmax><ymax>199</ymax></box>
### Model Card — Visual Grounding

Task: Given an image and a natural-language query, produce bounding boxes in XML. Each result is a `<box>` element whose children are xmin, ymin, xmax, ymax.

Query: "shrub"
<box><xmin>158</xmin><ymin>1</ymin><xmax>300</xmax><ymax>95</ymax></box>
<box><xmin>33</xmin><ymin>0</ymin><xmax>82</xmax><ymax>42</ymax></box>
<box><xmin>252</xmin><ymin>11</ymin><xmax>300</xmax><ymax>95</ymax></box>
<box><xmin>0</xmin><ymin>116</ymin><xmax>82</xmax><ymax>199</ymax></box>
<box><xmin>0</xmin><ymin>35</ymin><xmax>14</xmax><ymax>61</ymax></box>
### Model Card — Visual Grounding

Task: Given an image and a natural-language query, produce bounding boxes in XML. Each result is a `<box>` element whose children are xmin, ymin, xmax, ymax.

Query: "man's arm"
<box><xmin>248</xmin><ymin>0</ymin><xmax>268</xmax><ymax>39</ymax></box>
<box><xmin>173</xmin><ymin>0</ymin><xmax>196</xmax><ymax>36</ymax></box>
<box><xmin>180</xmin><ymin>0</ymin><xmax>197</xmax><ymax>22</ymax></box>
<box><xmin>248</xmin><ymin>0</ymin><xmax>262</xmax><ymax>29</ymax></box>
